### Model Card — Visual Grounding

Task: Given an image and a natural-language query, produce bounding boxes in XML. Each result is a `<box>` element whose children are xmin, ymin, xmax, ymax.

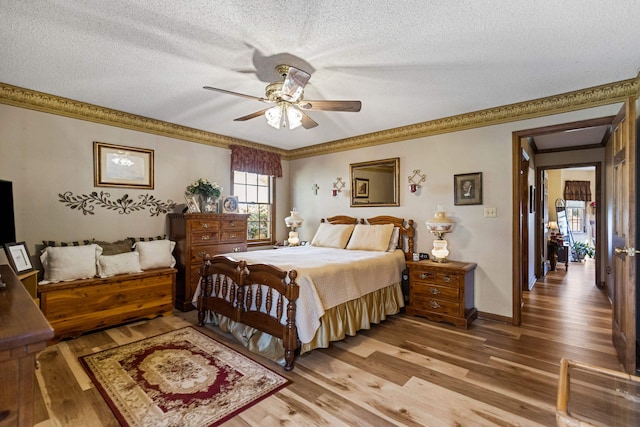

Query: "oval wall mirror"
<box><xmin>350</xmin><ymin>157</ymin><xmax>400</xmax><ymax>207</ymax></box>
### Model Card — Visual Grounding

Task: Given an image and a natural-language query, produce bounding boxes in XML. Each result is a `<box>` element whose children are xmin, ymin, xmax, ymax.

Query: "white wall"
<box><xmin>290</xmin><ymin>104</ymin><xmax>621</xmax><ymax>318</ymax></box>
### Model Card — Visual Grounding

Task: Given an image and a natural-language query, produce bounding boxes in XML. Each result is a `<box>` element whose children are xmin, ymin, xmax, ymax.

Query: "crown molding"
<box><xmin>2</xmin><ymin>75</ymin><xmax>638</xmax><ymax>162</ymax></box>
<box><xmin>0</xmin><ymin>82</ymin><xmax>288</xmax><ymax>157</ymax></box>
<box><xmin>287</xmin><ymin>76</ymin><xmax>640</xmax><ymax>160</ymax></box>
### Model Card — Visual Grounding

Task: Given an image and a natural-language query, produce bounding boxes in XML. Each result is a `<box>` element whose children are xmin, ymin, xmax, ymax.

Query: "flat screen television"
<box><xmin>0</xmin><ymin>180</ymin><xmax>16</xmax><ymax>245</ymax></box>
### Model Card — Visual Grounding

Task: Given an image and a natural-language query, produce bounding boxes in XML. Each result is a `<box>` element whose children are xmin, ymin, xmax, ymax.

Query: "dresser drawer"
<box><xmin>189</xmin><ymin>243</ymin><xmax>247</xmax><ymax>264</ymax></box>
<box><xmin>411</xmin><ymin>296</ymin><xmax>460</xmax><ymax>316</ymax></box>
<box><xmin>220</xmin><ymin>219</ymin><xmax>245</xmax><ymax>230</ymax></box>
<box><xmin>190</xmin><ymin>230</ymin><xmax>220</xmax><ymax>245</ymax></box>
<box><xmin>220</xmin><ymin>230</ymin><xmax>245</xmax><ymax>243</ymax></box>
<box><xmin>411</xmin><ymin>282</ymin><xmax>459</xmax><ymax>301</ymax></box>
<box><xmin>190</xmin><ymin>220</ymin><xmax>220</xmax><ymax>232</ymax></box>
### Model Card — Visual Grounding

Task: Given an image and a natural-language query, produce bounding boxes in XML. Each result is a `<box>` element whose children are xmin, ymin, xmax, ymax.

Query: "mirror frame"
<box><xmin>350</xmin><ymin>157</ymin><xmax>400</xmax><ymax>207</ymax></box>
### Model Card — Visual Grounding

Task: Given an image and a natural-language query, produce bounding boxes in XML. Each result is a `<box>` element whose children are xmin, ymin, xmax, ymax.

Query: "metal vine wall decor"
<box><xmin>59</xmin><ymin>191</ymin><xmax>176</xmax><ymax>216</ymax></box>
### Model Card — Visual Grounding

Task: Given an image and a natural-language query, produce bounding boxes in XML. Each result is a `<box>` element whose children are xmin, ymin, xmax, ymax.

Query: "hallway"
<box><xmin>524</xmin><ymin>258</ymin><xmax>620</xmax><ymax>370</ymax></box>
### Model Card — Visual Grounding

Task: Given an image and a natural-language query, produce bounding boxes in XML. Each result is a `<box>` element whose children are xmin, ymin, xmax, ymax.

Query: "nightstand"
<box><xmin>406</xmin><ymin>260</ymin><xmax>477</xmax><ymax>329</ymax></box>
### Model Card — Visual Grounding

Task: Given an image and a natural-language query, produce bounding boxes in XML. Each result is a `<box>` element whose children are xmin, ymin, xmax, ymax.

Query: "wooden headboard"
<box><xmin>321</xmin><ymin>215</ymin><xmax>363</xmax><ymax>225</ymax></box>
<box><xmin>367</xmin><ymin>216</ymin><xmax>415</xmax><ymax>261</ymax></box>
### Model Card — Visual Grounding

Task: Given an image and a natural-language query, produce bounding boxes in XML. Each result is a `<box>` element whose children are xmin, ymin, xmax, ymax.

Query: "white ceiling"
<box><xmin>1</xmin><ymin>1</ymin><xmax>639</xmax><ymax>151</ymax></box>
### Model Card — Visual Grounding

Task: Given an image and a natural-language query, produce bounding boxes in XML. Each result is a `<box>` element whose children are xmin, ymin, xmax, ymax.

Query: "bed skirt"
<box><xmin>203</xmin><ymin>282</ymin><xmax>405</xmax><ymax>365</ymax></box>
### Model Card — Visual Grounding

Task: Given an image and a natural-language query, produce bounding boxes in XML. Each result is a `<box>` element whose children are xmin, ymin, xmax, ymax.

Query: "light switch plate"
<box><xmin>484</xmin><ymin>207</ymin><xmax>497</xmax><ymax>218</ymax></box>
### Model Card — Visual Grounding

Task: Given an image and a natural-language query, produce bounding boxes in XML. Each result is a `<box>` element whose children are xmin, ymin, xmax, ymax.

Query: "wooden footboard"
<box><xmin>197</xmin><ymin>256</ymin><xmax>300</xmax><ymax>370</ymax></box>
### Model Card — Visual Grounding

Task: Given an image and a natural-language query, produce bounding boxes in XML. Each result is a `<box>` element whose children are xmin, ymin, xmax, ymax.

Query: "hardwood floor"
<box><xmin>33</xmin><ymin>259</ymin><xmax>622</xmax><ymax>426</ymax></box>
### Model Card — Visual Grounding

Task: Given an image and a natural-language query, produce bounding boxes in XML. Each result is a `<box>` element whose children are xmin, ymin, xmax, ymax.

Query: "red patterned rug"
<box><xmin>80</xmin><ymin>327</ymin><xmax>290</xmax><ymax>427</ymax></box>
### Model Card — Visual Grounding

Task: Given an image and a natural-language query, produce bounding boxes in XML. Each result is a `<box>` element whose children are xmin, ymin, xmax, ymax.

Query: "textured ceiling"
<box><xmin>1</xmin><ymin>1</ymin><xmax>639</xmax><ymax>150</ymax></box>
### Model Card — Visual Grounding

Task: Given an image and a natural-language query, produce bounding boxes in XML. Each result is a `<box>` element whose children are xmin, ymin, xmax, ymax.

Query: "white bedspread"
<box><xmin>194</xmin><ymin>245</ymin><xmax>406</xmax><ymax>343</ymax></box>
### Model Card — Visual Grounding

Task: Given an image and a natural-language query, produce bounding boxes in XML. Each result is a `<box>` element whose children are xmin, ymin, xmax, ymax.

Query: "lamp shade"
<box><xmin>425</xmin><ymin>211</ymin><xmax>455</xmax><ymax>237</ymax></box>
<box><xmin>284</xmin><ymin>209</ymin><xmax>303</xmax><ymax>228</ymax></box>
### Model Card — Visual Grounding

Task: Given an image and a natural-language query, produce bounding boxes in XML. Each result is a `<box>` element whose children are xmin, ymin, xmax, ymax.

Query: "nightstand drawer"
<box><xmin>411</xmin><ymin>282</ymin><xmax>459</xmax><ymax>301</ymax></box>
<box><xmin>411</xmin><ymin>297</ymin><xmax>460</xmax><ymax>316</ymax></box>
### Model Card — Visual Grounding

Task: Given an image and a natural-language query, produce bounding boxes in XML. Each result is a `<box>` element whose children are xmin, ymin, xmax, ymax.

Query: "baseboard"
<box><xmin>477</xmin><ymin>311</ymin><xmax>512</xmax><ymax>324</ymax></box>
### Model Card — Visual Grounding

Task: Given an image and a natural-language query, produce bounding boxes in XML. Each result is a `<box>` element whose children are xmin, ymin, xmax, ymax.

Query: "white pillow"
<box><xmin>346</xmin><ymin>224</ymin><xmax>395</xmax><ymax>252</ymax></box>
<box><xmin>40</xmin><ymin>244</ymin><xmax>102</xmax><ymax>283</ymax></box>
<box><xmin>97</xmin><ymin>251</ymin><xmax>143</xmax><ymax>278</ymax></box>
<box><xmin>387</xmin><ymin>226</ymin><xmax>400</xmax><ymax>252</ymax></box>
<box><xmin>133</xmin><ymin>239</ymin><xmax>176</xmax><ymax>270</ymax></box>
<box><xmin>311</xmin><ymin>223</ymin><xmax>355</xmax><ymax>249</ymax></box>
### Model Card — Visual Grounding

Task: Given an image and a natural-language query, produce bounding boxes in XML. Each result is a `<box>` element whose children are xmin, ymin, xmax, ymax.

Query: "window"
<box><xmin>566</xmin><ymin>200</ymin><xmax>585</xmax><ymax>233</ymax></box>
<box><xmin>233</xmin><ymin>171</ymin><xmax>274</xmax><ymax>243</ymax></box>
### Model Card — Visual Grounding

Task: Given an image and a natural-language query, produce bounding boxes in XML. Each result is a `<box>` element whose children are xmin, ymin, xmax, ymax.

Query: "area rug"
<box><xmin>80</xmin><ymin>327</ymin><xmax>290</xmax><ymax>427</ymax></box>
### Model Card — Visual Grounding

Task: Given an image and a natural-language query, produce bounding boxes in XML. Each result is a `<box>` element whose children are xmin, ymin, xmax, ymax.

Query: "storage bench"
<box><xmin>38</xmin><ymin>267</ymin><xmax>177</xmax><ymax>341</ymax></box>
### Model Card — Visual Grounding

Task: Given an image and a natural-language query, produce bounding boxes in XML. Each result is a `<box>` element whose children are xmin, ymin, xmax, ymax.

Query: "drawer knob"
<box><xmin>197</xmin><ymin>250</ymin><xmax>207</xmax><ymax>257</ymax></box>
<box><xmin>201</xmin><ymin>235</ymin><xmax>210</xmax><ymax>240</ymax></box>
<box><xmin>429</xmin><ymin>301</ymin><xmax>441</xmax><ymax>309</ymax></box>
<box><xmin>232</xmin><ymin>247</ymin><xmax>240</xmax><ymax>253</ymax></box>
<box><xmin>201</xmin><ymin>223</ymin><xmax>209</xmax><ymax>228</ymax></box>
<box><xmin>229</xmin><ymin>221</ymin><xmax>235</xmax><ymax>226</ymax></box>
<box><xmin>443</xmin><ymin>275</ymin><xmax>451</xmax><ymax>283</ymax></box>
<box><xmin>429</xmin><ymin>287</ymin><xmax>440</xmax><ymax>295</ymax></box>
<box><xmin>419</xmin><ymin>273</ymin><xmax>430</xmax><ymax>279</ymax></box>
<box><xmin>230</xmin><ymin>234</ymin><xmax>236</xmax><ymax>238</ymax></box>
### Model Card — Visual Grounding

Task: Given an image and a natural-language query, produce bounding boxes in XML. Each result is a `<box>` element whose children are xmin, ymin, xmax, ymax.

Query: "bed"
<box><xmin>195</xmin><ymin>215</ymin><xmax>415</xmax><ymax>370</ymax></box>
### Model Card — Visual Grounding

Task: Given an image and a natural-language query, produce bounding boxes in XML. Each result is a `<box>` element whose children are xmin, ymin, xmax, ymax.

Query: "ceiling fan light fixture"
<box><xmin>286</xmin><ymin>105</ymin><xmax>303</xmax><ymax>130</ymax></box>
<box><xmin>265</xmin><ymin>104</ymin><xmax>284</xmax><ymax>129</ymax></box>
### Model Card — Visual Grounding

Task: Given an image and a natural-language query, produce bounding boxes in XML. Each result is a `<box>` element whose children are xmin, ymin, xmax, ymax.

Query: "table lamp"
<box><xmin>284</xmin><ymin>208</ymin><xmax>304</xmax><ymax>246</ymax></box>
<box><xmin>425</xmin><ymin>207</ymin><xmax>455</xmax><ymax>262</ymax></box>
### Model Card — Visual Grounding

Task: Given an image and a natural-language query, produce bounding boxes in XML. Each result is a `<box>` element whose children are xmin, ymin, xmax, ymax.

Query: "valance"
<box><xmin>564</xmin><ymin>180</ymin><xmax>592</xmax><ymax>202</ymax></box>
<box><xmin>230</xmin><ymin>145</ymin><xmax>283</xmax><ymax>177</ymax></box>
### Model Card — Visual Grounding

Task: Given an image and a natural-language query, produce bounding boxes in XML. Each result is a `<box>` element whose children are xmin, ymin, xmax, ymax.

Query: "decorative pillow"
<box><xmin>42</xmin><ymin>239</ymin><xmax>92</xmax><ymax>247</ymax></box>
<box><xmin>94</xmin><ymin>239</ymin><xmax>133</xmax><ymax>256</ymax></box>
<box><xmin>346</xmin><ymin>223</ymin><xmax>395</xmax><ymax>252</ymax></box>
<box><xmin>40</xmin><ymin>244</ymin><xmax>102</xmax><ymax>283</ymax></box>
<box><xmin>97</xmin><ymin>252</ymin><xmax>143</xmax><ymax>278</ymax></box>
<box><xmin>386</xmin><ymin>226</ymin><xmax>400</xmax><ymax>252</ymax></box>
<box><xmin>127</xmin><ymin>235</ymin><xmax>168</xmax><ymax>247</ymax></box>
<box><xmin>133</xmin><ymin>239</ymin><xmax>176</xmax><ymax>270</ymax></box>
<box><xmin>311</xmin><ymin>223</ymin><xmax>355</xmax><ymax>249</ymax></box>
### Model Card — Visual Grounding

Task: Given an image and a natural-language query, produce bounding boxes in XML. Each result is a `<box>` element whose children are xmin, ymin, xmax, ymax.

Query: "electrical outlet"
<box><xmin>484</xmin><ymin>207</ymin><xmax>497</xmax><ymax>218</ymax></box>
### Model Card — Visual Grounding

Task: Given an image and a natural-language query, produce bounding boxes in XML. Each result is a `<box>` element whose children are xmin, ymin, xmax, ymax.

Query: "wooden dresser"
<box><xmin>0</xmin><ymin>265</ymin><xmax>53</xmax><ymax>427</ymax></box>
<box><xmin>168</xmin><ymin>213</ymin><xmax>249</xmax><ymax>311</ymax></box>
<box><xmin>406</xmin><ymin>260</ymin><xmax>477</xmax><ymax>329</ymax></box>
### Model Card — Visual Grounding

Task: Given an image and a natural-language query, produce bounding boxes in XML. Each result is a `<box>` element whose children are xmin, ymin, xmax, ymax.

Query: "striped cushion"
<box><xmin>42</xmin><ymin>239</ymin><xmax>92</xmax><ymax>247</ymax></box>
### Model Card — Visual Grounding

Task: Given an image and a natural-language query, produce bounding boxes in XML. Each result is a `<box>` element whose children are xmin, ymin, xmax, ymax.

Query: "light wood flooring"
<box><xmin>34</xmin><ymin>259</ymin><xmax>622</xmax><ymax>426</ymax></box>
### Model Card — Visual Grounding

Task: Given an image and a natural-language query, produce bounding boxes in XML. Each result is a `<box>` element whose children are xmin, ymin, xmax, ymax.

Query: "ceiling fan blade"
<box><xmin>203</xmin><ymin>86</ymin><xmax>271</xmax><ymax>103</ymax></box>
<box><xmin>280</xmin><ymin>66</ymin><xmax>310</xmax><ymax>102</ymax></box>
<box><xmin>300</xmin><ymin>111</ymin><xmax>318</xmax><ymax>129</ymax></box>
<box><xmin>297</xmin><ymin>100</ymin><xmax>362</xmax><ymax>112</ymax></box>
<box><xmin>233</xmin><ymin>108</ymin><xmax>271</xmax><ymax>122</ymax></box>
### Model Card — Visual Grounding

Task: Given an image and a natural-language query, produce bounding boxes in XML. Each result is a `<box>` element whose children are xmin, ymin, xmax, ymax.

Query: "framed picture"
<box><xmin>4</xmin><ymin>242</ymin><xmax>34</xmax><ymax>274</ymax></box>
<box><xmin>185</xmin><ymin>194</ymin><xmax>200</xmax><ymax>213</ymax></box>
<box><xmin>94</xmin><ymin>141</ymin><xmax>154</xmax><ymax>189</ymax></box>
<box><xmin>221</xmin><ymin>195</ymin><xmax>239</xmax><ymax>213</ymax></box>
<box><xmin>454</xmin><ymin>172</ymin><xmax>482</xmax><ymax>205</ymax></box>
<box><xmin>354</xmin><ymin>178</ymin><xmax>369</xmax><ymax>198</ymax></box>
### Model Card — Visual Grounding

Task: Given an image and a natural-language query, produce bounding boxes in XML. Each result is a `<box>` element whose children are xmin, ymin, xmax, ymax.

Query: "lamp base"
<box><xmin>431</xmin><ymin>257</ymin><xmax>449</xmax><ymax>263</ymax></box>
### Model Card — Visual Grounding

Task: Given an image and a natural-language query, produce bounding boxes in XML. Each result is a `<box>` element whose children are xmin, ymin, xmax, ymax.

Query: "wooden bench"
<box><xmin>38</xmin><ymin>268</ymin><xmax>177</xmax><ymax>341</ymax></box>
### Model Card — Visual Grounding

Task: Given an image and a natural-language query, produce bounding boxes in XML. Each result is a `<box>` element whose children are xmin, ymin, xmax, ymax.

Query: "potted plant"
<box><xmin>571</xmin><ymin>241</ymin><xmax>595</xmax><ymax>261</ymax></box>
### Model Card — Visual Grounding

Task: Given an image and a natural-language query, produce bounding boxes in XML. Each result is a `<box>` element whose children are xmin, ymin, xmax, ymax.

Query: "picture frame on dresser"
<box><xmin>185</xmin><ymin>194</ymin><xmax>200</xmax><ymax>213</ymax></box>
<box><xmin>221</xmin><ymin>195</ymin><xmax>239</xmax><ymax>213</ymax></box>
<box><xmin>4</xmin><ymin>241</ymin><xmax>34</xmax><ymax>274</ymax></box>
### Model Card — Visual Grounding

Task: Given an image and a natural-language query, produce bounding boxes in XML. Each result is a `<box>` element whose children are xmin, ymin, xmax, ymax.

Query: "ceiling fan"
<box><xmin>203</xmin><ymin>64</ymin><xmax>362</xmax><ymax>130</ymax></box>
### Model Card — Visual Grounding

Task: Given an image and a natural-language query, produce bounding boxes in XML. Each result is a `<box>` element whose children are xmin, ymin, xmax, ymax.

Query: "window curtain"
<box><xmin>564</xmin><ymin>180</ymin><xmax>592</xmax><ymax>202</ymax></box>
<box><xmin>230</xmin><ymin>145</ymin><xmax>283</xmax><ymax>177</ymax></box>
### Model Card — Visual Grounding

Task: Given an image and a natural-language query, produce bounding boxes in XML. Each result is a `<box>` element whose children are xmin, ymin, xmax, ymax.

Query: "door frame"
<box><xmin>511</xmin><ymin>116</ymin><xmax>613</xmax><ymax>326</ymax></box>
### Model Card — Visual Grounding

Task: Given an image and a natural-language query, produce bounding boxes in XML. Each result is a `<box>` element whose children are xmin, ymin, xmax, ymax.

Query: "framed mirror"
<box><xmin>350</xmin><ymin>157</ymin><xmax>400</xmax><ymax>207</ymax></box>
